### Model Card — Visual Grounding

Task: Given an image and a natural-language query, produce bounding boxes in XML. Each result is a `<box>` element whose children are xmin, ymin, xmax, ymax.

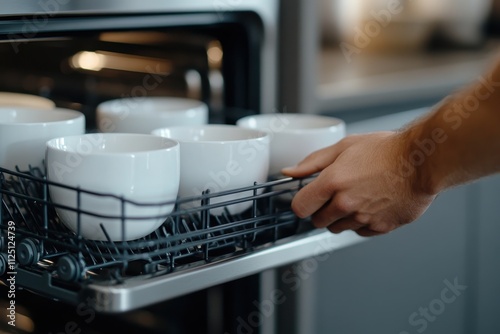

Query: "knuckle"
<box><xmin>353</xmin><ymin>213</ymin><xmax>370</xmax><ymax>225</ymax></box>
<box><xmin>332</xmin><ymin>195</ymin><xmax>354</xmax><ymax>214</ymax></box>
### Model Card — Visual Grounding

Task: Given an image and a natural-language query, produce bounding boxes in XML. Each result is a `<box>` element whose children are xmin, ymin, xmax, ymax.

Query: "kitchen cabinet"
<box><xmin>305</xmin><ymin>174</ymin><xmax>500</xmax><ymax>334</ymax></box>
<box><xmin>474</xmin><ymin>176</ymin><xmax>500</xmax><ymax>333</ymax></box>
<box><xmin>311</xmin><ymin>186</ymin><xmax>470</xmax><ymax>334</ymax></box>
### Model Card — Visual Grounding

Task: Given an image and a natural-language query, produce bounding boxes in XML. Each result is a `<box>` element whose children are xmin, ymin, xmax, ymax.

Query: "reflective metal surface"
<box><xmin>83</xmin><ymin>229</ymin><xmax>365</xmax><ymax>312</ymax></box>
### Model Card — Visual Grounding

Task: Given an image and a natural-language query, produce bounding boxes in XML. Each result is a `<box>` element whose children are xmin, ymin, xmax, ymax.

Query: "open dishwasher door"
<box><xmin>0</xmin><ymin>168</ymin><xmax>365</xmax><ymax>313</ymax></box>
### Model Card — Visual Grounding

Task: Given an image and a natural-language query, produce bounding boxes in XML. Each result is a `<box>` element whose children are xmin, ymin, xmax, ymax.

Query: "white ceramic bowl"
<box><xmin>0</xmin><ymin>92</ymin><xmax>55</xmax><ymax>109</ymax></box>
<box><xmin>96</xmin><ymin>97</ymin><xmax>209</xmax><ymax>134</ymax></box>
<box><xmin>236</xmin><ymin>114</ymin><xmax>346</xmax><ymax>175</ymax></box>
<box><xmin>152</xmin><ymin>125</ymin><xmax>270</xmax><ymax>215</ymax></box>
<box><xmin>322</xmin><ymin>0</ymin><xmax>491</xmax><ymax>48</ymax></box>
<box><xmin>46</xmin><ymin>133</ymin><xmax>180</xmax><ymax>241</ymax></box>
<box><xmin>0</xmin><ymin>107</ymin><xmax>85</xmax><ymax>172</ymax></box>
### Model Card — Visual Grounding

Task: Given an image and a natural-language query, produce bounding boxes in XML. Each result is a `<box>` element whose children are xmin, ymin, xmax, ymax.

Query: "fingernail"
<box><xmin>281</xmin><ymin>166</ymin><xmax>297</xmax><ymax>175</ymax></box>
<box><xmin>281</xmin><ymin>166</ymin><xmax>296</xmax><ymax>173</ymax></box>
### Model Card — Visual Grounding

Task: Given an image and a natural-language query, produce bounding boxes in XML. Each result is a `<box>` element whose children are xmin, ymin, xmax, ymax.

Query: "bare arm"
<box><xmin>405</xmin><ymin>62</ymin><xmax>500</xmax><ymax>194</ymax></box>
<box><xmin>282</xmin><ymin>57</ymin><xmax>500</xmax><ymax>236</ymax></box>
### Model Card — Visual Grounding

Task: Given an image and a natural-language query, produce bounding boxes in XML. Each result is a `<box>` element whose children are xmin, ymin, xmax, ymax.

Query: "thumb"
<box><xmin>281</xmin><ymin>141</ymin><xmax>345</xmax><ymax>178</ymax></box>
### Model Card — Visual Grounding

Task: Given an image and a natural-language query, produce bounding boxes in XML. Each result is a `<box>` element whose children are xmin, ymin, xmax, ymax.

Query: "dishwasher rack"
<box><xmin>0</xmin><ymin>166</ymin><xmax>316</xmax><ymax>311</ymax></box>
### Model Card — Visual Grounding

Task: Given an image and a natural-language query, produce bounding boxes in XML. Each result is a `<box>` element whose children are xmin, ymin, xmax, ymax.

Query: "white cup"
<box><xmin>0</xmin><ymin>107</ymin><xmax>85</xmax><ymax>172</ymax></box>
<box><xmin>46</xmin><ymin>133</ymin><xmax>180</xmax><ymax>241</ymax></box>
<box><xmin>96</xmin><ymin>97</ymin><xmax>209</xmax><ymax>134</ymax></box>
<box><xmin>236</xmin><ymin>113</ymin><xmax>346</xmax><ymax>175</ymax></box>
<box><xmin>0</xmin><ymin>92</ymin><xmax>55</xmax><ymax>109</ymax></box>
<box><xmin>152</xmin><ymin>125</ymin><xmax>270</xmax><ymax>216</ymax></box>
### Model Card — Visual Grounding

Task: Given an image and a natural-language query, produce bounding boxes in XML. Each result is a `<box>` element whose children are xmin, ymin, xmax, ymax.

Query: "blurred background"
<box><xmin>314</xmin><ymin>0</ymin><xmax>500</xmax><ymax>121</ymax></box>
<box><xmin>277</xmin><ymin>2</ymin><xmax>500</xmax><ymax>333</ymax></box>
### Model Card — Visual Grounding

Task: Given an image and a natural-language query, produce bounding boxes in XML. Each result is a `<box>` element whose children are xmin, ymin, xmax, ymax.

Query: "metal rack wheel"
<box><xmin>16</xmin><ymin>238</ymin><xmax>41</xmax><ymax>267</ymax></box>
<box><xmin>57</xmin><ymin>255</ymin><xmax>85</xmax><ymax>282</ymax></box>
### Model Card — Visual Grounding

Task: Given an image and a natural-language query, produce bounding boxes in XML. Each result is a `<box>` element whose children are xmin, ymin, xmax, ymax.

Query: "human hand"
<box><xmin>281</xmin><ymin>132</ymin><xmax>436</xmax><ymax>237</ymax></box>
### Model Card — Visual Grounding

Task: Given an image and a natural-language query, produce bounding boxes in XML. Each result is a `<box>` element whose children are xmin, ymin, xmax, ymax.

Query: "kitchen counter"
<box><xmin>317</xmin><ymin>39</ymin><xmax>500</xmax><ymax>115</ymax></box>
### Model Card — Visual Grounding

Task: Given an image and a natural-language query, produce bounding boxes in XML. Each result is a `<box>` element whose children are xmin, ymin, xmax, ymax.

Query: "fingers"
<box><xmin>325</xmin><ymin>217</ymin><xmax>390</xmax><ymax>237</ymax></box>
<box><xmin>283</xmin><ymin>131</ymin><xmax>414</xmax><ymax>238</ymax></box>
<box><xmin>288</xmin><ymin>145</ymin><xmax>350</xmax><ymax>219</ymax></box>
<box><xmin>290</xmin><ymin>173</ymin><xmax>339</xmax><ymax>219</ymax></box>
<box><xmin>283</xmin><ymin>136</ymin><xmax>359</xmax><ymax>217</ymax></box>
<box><xmin>355</xmin><ymin>227</ymin><xmax>386</xmax><ymax>237</ymax></box>
<box><xmin>281</xmin><ymin>140</ymin><xmax>347</xmax><ymax>178</ymax></box>
<box><xmin>326</xmin><ymin>217</ymin><xmax>365</xmax><ymax>233</ymax></box>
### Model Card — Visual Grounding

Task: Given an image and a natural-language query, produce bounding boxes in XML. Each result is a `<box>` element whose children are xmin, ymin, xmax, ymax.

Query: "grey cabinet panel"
<box><xmin>475</xmin><ymin>175</ymin><xmax>500</xmax><ymax>334</ymax></box>
<box><xmin>312</xmin><ymin>188</ymin><xmax>469</xmax><ymax>334</ymax></box>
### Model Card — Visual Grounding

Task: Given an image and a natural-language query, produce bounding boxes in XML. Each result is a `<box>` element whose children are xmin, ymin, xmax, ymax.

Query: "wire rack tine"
<box><xmin>0</xmin><ymin>165</ymin><xmax>314</xmax><ymax>284</ymax></box>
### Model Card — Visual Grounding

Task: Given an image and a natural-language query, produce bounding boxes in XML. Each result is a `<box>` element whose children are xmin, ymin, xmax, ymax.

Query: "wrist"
<box><xmin>396</xmin><ymin>119</ymin><xmax>444</xmax><ymax>197</ymax></box>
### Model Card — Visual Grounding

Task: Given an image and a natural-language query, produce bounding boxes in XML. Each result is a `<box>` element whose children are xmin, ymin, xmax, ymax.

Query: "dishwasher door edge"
<box><xmin>84</xmin><ymin>230</ymin><xmax>365</xmax><ymax>312</ymax></box>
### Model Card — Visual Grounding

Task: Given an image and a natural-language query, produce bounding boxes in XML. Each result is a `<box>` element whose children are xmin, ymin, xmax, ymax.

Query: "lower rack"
<box><xmin>0</xmin><ymin>166</ymin><xmax>331</xmax><ymax>312</ymax></box>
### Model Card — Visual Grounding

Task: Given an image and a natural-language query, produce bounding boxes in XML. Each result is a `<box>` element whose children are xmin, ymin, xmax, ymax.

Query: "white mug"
<box><xmin>46</xmin><ymin>133</ymin><xmax>180</xmax><ymax>241</ymax></box>
<box><xmin>237</xmin><ymin>113</ymin><xmax>345</xmax><ymax>175</ymax></box>
<box><xmin>97</xmin><ymin>96</ymin><xmax>209</xmax><ymax>134</ymax></box>
<box><xmin>152</xmin><ymin>125</ymin><xmax>270</xmax><ymax>216</ymax></box>
<box><xmin>0</xmin><ymin>107</ymin><xmax>85</xmax><ymax>172</ymax></box>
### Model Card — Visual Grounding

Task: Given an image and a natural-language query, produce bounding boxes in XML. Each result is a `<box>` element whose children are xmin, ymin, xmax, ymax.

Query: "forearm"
<box><xmin>400</xmin><ymin>60</ymin><xmax>500</xmax><ymax>195</ymax></box>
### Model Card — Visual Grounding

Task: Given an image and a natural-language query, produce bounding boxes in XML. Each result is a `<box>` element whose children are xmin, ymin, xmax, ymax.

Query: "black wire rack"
<box><xmin>0</xmin><ymin>166</ymin><xmax>314</xmax><ymax>288</ymax></box>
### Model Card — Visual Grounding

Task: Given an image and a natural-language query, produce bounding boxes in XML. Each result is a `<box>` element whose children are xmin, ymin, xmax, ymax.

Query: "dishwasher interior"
<box><xmin>0</xmin><ymin>5</ymin><xmax>329</xmax><ymax>334</ymax></box>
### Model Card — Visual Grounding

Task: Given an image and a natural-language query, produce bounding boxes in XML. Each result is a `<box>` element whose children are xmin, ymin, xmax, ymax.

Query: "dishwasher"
<box><xmin>0</xmin><ymin>1</ymin><xmax>364</xmax><ymax>333</ymax></box>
